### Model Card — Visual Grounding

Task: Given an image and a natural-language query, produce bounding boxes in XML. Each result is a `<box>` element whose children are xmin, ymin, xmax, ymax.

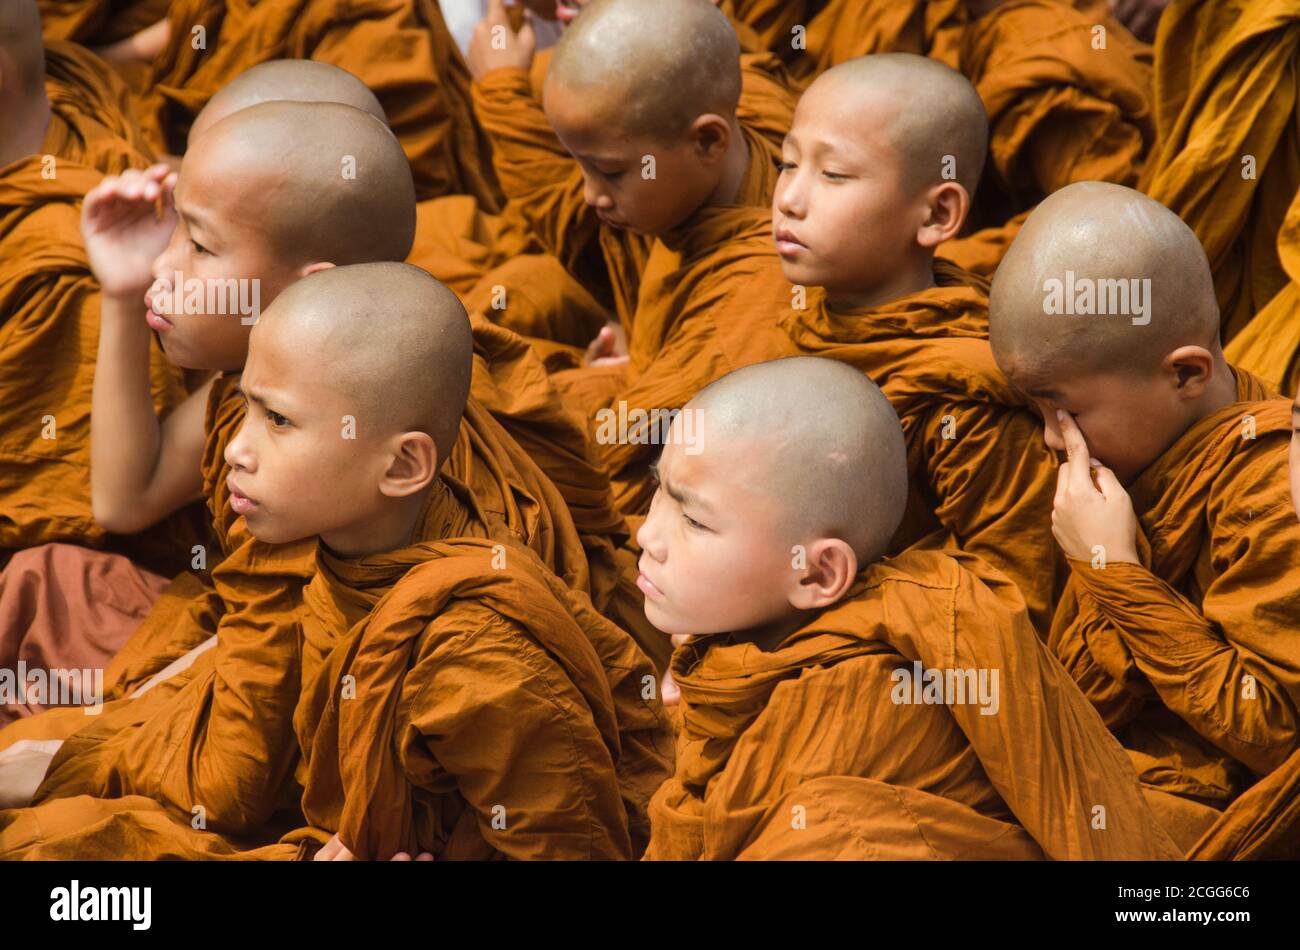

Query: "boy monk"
<box><xmin>475</xmin><ymin>0</ymin><xmax>797</xmax><ymax>514</ymax></box>
<box><xmin>988</xmin><ymin>181</ymin><xmax>1300</xmax><ymax>852</ymax></box>
<box><xmin>763</xmin><ymin>0</ymin><xmax>1155</xmax><ymax>276</ymax></box>
<box><xmin>469</xmin><ymin>0</ymin><xmax>795</xmax><ymax>338</ymax></box>
<box><xmin>0</xmin><ymin>264</ymin><xmax>672</xmax><ymax>860</ymax></box>
<box><xmin>640</xmin><ymin>357</ymin><xmax>1180</xmax><ymax>860</ymax></box>
<box><xmin>775</xmin><ymin>54</ymin><xmax>1062</xmax><ymax>635</ymax></box>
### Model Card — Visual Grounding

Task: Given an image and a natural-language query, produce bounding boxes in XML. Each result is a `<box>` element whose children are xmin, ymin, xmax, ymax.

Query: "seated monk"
<box><xmin>175</xmin><ymin>58</ymin><xmax>652</xmax><ymax>662</ymax></box>
<box><xmin>467</xmin><ymin>0</ymin><xmax>796</xmax><ymax>341</ymax></box>
<box><xmin>753</xmin><ymin>0</ymin><xmax>1156</xmax><ymax>277</ymax></box>
<box><xmin>988</xmin><ymin>181</ymin><xmax>1300</xmax><ymax>853</ymax></box>
<box><xmin>775</xmin><ymin>54</ymin><xmax>1062</xmax><ymax>636</ymax></box>
<box><xmin>473</xmin><ymin>0</ymin><xmax>797</xmax><ymax>516</ymax></box>
<box><xmin>640</xmin><ymin>357</ymin><xmax>1180</xmax><ymax>860</ymax></box>
<box><xmin>1140</xmin><ymin>0</ymin><xmax>1300</xmax><ymax>342</ymax></box>
<box><xmin>0</xmin><ymin>263</ymin><xmax>672</xmax><ymax>860</ymax></box>
<box><xmin>117</xmin><ymin>0</ymin><xmax>501</xmax><ymax>206</ymax></box>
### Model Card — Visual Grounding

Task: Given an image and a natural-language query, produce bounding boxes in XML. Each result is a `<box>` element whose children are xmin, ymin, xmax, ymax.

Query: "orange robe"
<box><xmin>646</xmin><ymin>548</ymin><xmax>1181</xmax><ymax>860</ymax></box>
<box><xmin>132</xmin><ymin>0</ymin><xmax>501</xmax><ymax>206</ymax></box>
<box><xmin>43</xmin><ymin>39</ymin><xmax>157</xmax><ymax>173</ymax></box>
<box><xmin>1</xmin><ymin>459</ymin><xmax>673</xmax><ymax>860</ymax></box>
<box><xmin>37</xmin><ymin>0</ymin><xmax>169</xmax><ymax>46</ymax></box>
<box><xmin>552</xmin><ymin>209</ymin><xmax>797</xmax><ymax>517</ymax></box>
<box><xmin>937</xmin><ymin>0</ymin><xmax>1154</xmax><ymax>275</ymax></box>
<box><xmin>470</xmin><ymin>52</ymin><xmax>796</xmax><ymax>329</ymax></box>
<box><xmin>1140</xmin><ymin>0</ymin><xmax>1300</xmax><ymax>341</ymax></box>
<box><xmin>1223</xmin><ymin>187</ymin><xmax>1300</xmax><ymax>396</ymax></box>
<box><xmin>1048</xmin><ymin>369</ymin><xmax>1300</xmax><ymax>852</ymax></box>
<box><xmin>780</xmin><ymin>261</ymin><xmax>1063</xmax><ymax>636</ymax></box>
<box><xmin>0</xmin><ymin>160</ymin><xmax>188</xmax><ymax>554</ymax></box>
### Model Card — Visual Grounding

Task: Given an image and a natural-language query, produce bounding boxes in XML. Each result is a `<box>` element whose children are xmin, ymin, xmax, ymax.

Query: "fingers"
<box><xmin>1055</xmin><ymin>410</ymin><xmax>1097</xmax><ymax>493</ymax></box>
<box><xmin>486</xmin><ymin>0</ymin><xmax>510</xmax><ymax>24</ymax></box>
<box><xmin>1092</xmin><ymin>464</ymin><xmax>1127</xmax><ymax>501</ymax></box>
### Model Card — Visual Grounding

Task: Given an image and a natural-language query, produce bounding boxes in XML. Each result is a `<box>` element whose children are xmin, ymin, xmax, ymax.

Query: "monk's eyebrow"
<box><xmin>662</xmin><ymin>471</ymin><xmax>713</xmax><ymax>514</ymax></box>
<box><xmin>1025</xmin><ymin>387</ymin><xmax>1063</xmax><ymax>402</ymax></box>
<box><xmin>233</xmin><ymin>383</ymin><xmax>264</xmax><ymax>409</ymax></box>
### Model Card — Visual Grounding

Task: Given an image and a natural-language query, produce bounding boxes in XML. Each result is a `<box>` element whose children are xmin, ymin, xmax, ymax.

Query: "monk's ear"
<box><xmin>788</xmin><ymin>537</ymin><xmax>857</xmax><ymax>611</ymax></box>
<box><xmin>378</xmin><ymin>431</ymin><xmax>438</xmax><ymax>499</ymax></box>
<box><xmin>916</xmin><ymin>181</ymin><xmax>969</xmax><ymax>248</ymax></box>
<box><xmin>689</xmin><ymin>113</ymin><xmax>731</xmax><ymax>163</ymax></box>
<box><xmin>1164</xmin><ymin>345</ymin><xmax>1216</xmax><ymax>399</ymax></box>
<box><xmin>299</xmin><ymin>261</ymin><xmax>336</xmax><ymax>279</ymax></box>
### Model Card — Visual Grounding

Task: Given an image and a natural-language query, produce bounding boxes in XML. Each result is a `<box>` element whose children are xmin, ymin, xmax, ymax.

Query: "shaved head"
<box><xmin>811</xmin><ymin>53</ymin><xmax>988</xmax><ymax>194</ymax></box>
<box><xmin>188</xmin><ymin>60</ymin><xmax>387</xmax><ymax>145</ymax></box>
<box><xmin>545</xmin><ymin>0</ymin><xmax>740</xmax><ymax>141</ymax></box>
<box><xmin>689</xmin><ymin>357</ymin><xmax>908</xmax><ymax>562</ymax></box>
<box><xmin>255</xmin><ymin>263</ymin><xmax>472</xmax><ymax>466</ymax></box>
<box><xmin>185</xmin><ymin>101</ymin><xmax>416</xmax><ymax>265</ymax></box>
<box><xmin>0</xmin><ymin>0</ymin><xmax>44</xmax><ymax>93</ymax></box>
<box><xmin>989</xmin><ymin>182</ymin><xmax>1220</xmax><ymax>379</ymax></box>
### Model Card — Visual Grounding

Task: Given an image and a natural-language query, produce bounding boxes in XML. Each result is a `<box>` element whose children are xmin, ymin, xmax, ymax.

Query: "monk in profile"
<box><xmin>0</xmin><ymin>264</ymin><xmax>672</xmax><ymax>860</ymax></box>
<box><xmin>775</xmin><ymin>54</ymin><xmax>1062</xmax><ymax>635</ymax></box>
<box><xmin>640</xmin><ymin>357</ymin><xmax>1180</xmax><ymax>860</ymax></box>
<box><xmin>988</xmin><ymin>181</ymin><xmax>1300</xmax><ymax>853</ymax></box>
<box><xmin>749</xmin><ymin>0</ymin><xmax>1155</xmax><ymax>276</ymax></box>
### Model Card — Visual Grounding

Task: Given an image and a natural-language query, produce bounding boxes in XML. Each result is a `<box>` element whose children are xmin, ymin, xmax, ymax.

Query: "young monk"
<box><xmin>754</xmin><ymin>0</ymin><xmax>1156</xmax><ymax>276</ymax></box>
<box><xmin>1141</xmin><ymin>0</ymin><xmax>1300</xmax><ymax>342</ymax></box>
<box><xmin>468</xmin><ymin>0</ymin><xmax>795</xmax><ymax>340</ymax></box>
<box><xmin>640</xmin><ymin>357</ymin><xmax>1180</xmax><ymax>860</ymax></box>
<box><xmin>987</xmin><ymin>180</ymin><xmax>1300</xmax><ymax>853</ymax></box>
<box><xmin>472</xmin><ymin>0</ymin><xmax>798</xmax><ymax>515</ymax></box>
<box><xmin>0</xmin><ymin>263</ymin><xmax>672</xmax><ymax>860</ymax></box>
<box><xmin>774</xmin><ymin>53</ymin><xmax>1062</xmax><ymax>635</ymax></box>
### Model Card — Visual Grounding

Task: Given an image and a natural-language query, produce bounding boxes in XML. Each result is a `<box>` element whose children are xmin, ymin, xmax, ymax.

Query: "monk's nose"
<box><xmin>582</xmin><ymin>177</ymin><xmax>613</xmax><ymax>210</ymax></box>
<box><xmin>224</xmin><ymin>420</ymin><xmax>255</xmax><ymax>473</ymax></box>
<box><xmin>635</xmin><ymin>503</ymin><xmax>666</xmax><ymax>562</ymax></box>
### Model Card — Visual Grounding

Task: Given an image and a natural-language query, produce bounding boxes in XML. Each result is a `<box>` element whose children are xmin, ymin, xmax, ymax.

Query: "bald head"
<box><xmin>188</xmin><ymin>60</ymin><xmax>387</xmax><ymax>145</ymax></box>
<box><xmin>186</xmin><ymin>101</ymin><xmax>416</xmax><ymax>264</ymax></box>
<box><xmin>810</xmin><ymin>54</ymin><xmax>988</xmax><ymax>194</ymax></box>
<box><xmin>688</xmin><ymin>357</ymin><xmax>908</xmax><ymax>563</ymax></box>
<box><xmin>0</xmin><ymin>0</ymin><xmax>44</xmax><ymax>95</ymax></box>
<box><xmin>546</xmin><ymin>0</ymin><xmax>740</xmax><ymax>141</ymax></box>
<box><xmin>256</xmin><ymin>263</ymin><xmax>472</xmax><ymax>467</ymax></box>
<box><xmin>989</xmin><ymin>182</ymin><xmax>1220</xmax><ymax>378</ymax></box>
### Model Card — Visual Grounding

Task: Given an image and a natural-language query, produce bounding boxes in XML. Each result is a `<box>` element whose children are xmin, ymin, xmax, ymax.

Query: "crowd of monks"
<box><xmin>0</xmin><ymin>0</ymin><xmax>1296</xmax><ymax>861</ymax></box>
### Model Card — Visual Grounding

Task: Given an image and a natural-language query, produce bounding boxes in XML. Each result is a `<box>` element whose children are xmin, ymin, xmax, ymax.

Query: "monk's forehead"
<box><xmin>544</xmin><ymin>78</ymin><xmax>653</xmax><ymax>152</ymax></box>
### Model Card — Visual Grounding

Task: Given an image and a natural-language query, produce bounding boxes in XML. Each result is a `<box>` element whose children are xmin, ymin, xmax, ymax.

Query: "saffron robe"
<box><xmin>1048</xmin><ymin>369</ymin><xmax>1300</xmax><ymax>850</ymax></box>
<box><xmin>645</xmin><ymin>548</ymin><xmax>1181</xmax><ymax>860</ymax></box>
<box><xmin>780</xmin><ymin>260</ymin><xmax>1062</xmax><ymax>636</ymax></box>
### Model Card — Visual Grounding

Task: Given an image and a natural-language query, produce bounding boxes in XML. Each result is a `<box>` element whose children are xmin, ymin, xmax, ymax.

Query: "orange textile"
<box><xmin>1140</xmin><ymin>0</ymin><xmax>1300</xmax><ymax>341</ymax></box>
<box><xmin>1048</xmin><ymin>370</ymin><xmax>1300</xmax><ymax>837</ymax></box>
<box><xmin>780</xmin><ymin>260</ymin><xmax>1062</xmax><ymax>636</ymax></box>
<box><xmin>646</xmin><ymin>549</ymin><xmax>1181</xmax><ymax>859</ymax></box>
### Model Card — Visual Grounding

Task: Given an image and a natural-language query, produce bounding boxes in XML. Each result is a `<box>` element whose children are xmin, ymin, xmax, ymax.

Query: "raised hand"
<box><xmin>468</xmin><ymin>0</ymin><xmax>538</xmax><ymax>81</ymax></box>
<box><xmin>80</xmin><ymin>164</ymin><xmax>177</xmax><ymax>301</ymax></box>
<box><xmin>1050</xmin><ymin>410</ymin><xmax>1139</xmax><ymax>567</ymax></box>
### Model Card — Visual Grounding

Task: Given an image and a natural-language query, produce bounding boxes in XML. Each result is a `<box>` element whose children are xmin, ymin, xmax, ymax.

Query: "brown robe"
<box><xmin>646</xmin><ymin>548</ymin><xmax>1181</xmax><ymax>859</ymax></box>
<box><xmin>131</xmin><ymin>0</ymin><xmax>501</xmax><ymax>206</ymax></box>
<box><xmin>1223</xmin><ymin>187</ymin><xmax>1300</xmax><ymax>397</ymax></box>
<box><xmin>780</xmin><ymin>260</ymin><xmax>1063</xmax><ymax>636</ymax></box>
<box><xmin>37</xmin><ymin>0</ymin><xmax>168</xmax><ymax>47</ymax></box>
<box><xmin>551</xmin><ymin>208</ymin><xmax>797</xmax><ymax>517</ymax></box>
<box><xmin>1049</xmin><ymin>369</ymin><xmax>1300</xmax><ymax>852</ymax></box>
<box><xmin>1140</xmin><ymin>0</ymin><xmax>1300</xmax><ymax>341</ymax></box>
